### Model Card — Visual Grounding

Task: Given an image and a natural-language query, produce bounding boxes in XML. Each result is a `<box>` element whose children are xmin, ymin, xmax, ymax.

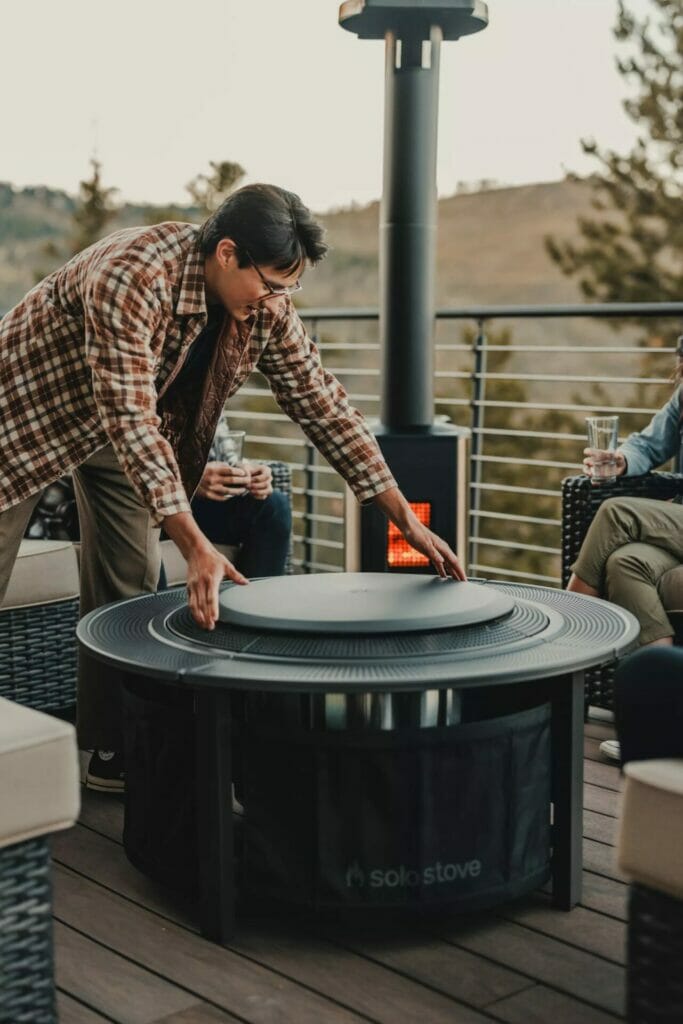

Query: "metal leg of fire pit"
<box><xmin>195</xmin><ymin>689</ymin><xmax>235</xmax><ymax>944</ymax></box>
<box><xmin>550</xmin><ymin>670</ymin><xmax>585</xmax><ymax>909</ymax></box>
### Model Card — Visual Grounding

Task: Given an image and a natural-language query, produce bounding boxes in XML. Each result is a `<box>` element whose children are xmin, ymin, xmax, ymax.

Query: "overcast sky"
<box><xmin>1</xmin><ymin>0</ymin><xmax>647</xmax><ymax>212</ymax></box>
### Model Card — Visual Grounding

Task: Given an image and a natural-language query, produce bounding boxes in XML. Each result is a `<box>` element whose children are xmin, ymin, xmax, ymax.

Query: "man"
<box><xmin>0</xmin><ymin>182</ymin><xmax>465</xmax><ymax>788</ymax></box>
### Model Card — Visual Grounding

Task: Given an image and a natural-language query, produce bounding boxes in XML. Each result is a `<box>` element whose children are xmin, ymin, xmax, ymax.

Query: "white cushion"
<box><xmin>160</xmin><ymin>538</ymin><xmax>240</xmax><ymax>586</ymax></box>
<box><xmin>617</xmin><ymin>758</ymin><xmax>683</xmax><ymax>901</ymax></box>
<box><xmin>0</xmin><ymin>697</ymin><xmax>80</xmax><ymax>848</ymax></box>
<box><xmin>0</xmin><ymin>540</ymin><xmax>79</xmax><ymax>610</ymax></box>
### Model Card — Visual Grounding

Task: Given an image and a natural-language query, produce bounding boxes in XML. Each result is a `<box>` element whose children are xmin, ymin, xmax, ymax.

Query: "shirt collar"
<box><xmin>176</xmin><ymin>242</ymin><xmax>208</xmax><ymax>318</ymax></box>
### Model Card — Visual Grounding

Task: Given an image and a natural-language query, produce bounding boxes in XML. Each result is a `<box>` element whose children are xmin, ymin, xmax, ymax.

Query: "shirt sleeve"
<box><xmin>620</xmin><ymin>389</ymin><xmax>682</xmax><ymax>477</ymax></box>
<box><xmin>257</xmin><ymin>304</ymin><xmax>397</xmax><ymax>503</ymax></box>
<box><xmin>83</xmin><ymin>258</ymin><xmax>192</xmax><ymax>525</ymax></box>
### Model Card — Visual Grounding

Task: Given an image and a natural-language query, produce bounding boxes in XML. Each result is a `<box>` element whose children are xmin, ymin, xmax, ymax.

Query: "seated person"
<box><xmin>615</xmin><ymin>647</ymin><xmax>683</xmax><ymax>766</ymax></box>
<box><xmin>567</xmin><ymin>342</ymin><xmax>683</xmax><ymax>761</ymax></box>
<box><xmin>160</xmin><ymin>414</ymin><xmax>292</xmax><ymax>585</ymax></box>
<box><xmin>191</xmin><ymin>461</ymin><xmax>290</xmax><ymax>578</ymax></box>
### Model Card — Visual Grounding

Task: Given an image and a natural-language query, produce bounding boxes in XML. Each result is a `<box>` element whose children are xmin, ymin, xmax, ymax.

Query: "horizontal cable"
<box><xmin>470</xmin><ymin>399</ymin><xmax>660</xmax><ymax>415</ymax></box>
<box><xmin>475</xmin><ymin>537</ymin><xmax>560</xmax><ymax>555</ymax></box>
<box><xmin>301</xmin><ymin>302</ymin><xmax>683</xmax><ymax>321</ymax></box>
<box><xmin>291</xmin><ymin>511</ymin><xmax>345</xmax><ymax>526</ymax></box>
<box><xmin>473</xmin><ymin>482</ymin><xmax>560</xmax><ymax>498</ymax></box>
<box><xmin>473</xmin><ymin>454</ymin><xmax>579</xmax><ymax>470</ymax></box>
<box><xmin>292</xmin><ymin>534</ymin><xmax>344</xmax><ymax>551</ymax></box>
<box><xmin>471</xmin><ymin>509</ymin><xmax>561</xmax><ymax>527</ymax></box>
<box><xmin>291</xmin><ymin>487</ymin><xmax>343</xmax><ymax>500</ymax></box>
<box><xmin>467</xmin><ymin>344</ymin><xmax>678</xmax><ymax>355</ymax></box>
<box><xmin>471</xmin><ymin>372</ymin><xmax>672</xmax><ymax>386</ymax></box>
<box><xmin>292</xmin><ymin>558</ymin><xmax>343</xmax><ymax>573</ymax></box>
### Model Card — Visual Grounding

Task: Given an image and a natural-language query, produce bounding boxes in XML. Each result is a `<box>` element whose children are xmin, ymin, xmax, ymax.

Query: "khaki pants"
<box><xmin>0</xmin><ymin>445</ymin><xmax>161</xmax><ymax>749</ymax></box>
<box><xmin>571</xmin><ymin>496</ymin><xmax>683</xmax><ymax>645</ymax></box>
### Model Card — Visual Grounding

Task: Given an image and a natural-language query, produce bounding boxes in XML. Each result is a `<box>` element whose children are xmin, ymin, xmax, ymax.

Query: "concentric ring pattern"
<box><xmin>77</xmin><ymin>579</ymin><xmax>639</xmax><ymax>692</ymax></box>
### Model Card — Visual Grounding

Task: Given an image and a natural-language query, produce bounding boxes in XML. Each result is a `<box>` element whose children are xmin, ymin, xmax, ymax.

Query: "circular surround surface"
<box><xmin>218</xmin><ymin>574</ymin><xmax>514</xmax><ymax>634</ymax></box>
<box><xmin>78</xmin><ymin>577</ymin><xmax>640</xmax><ymax>692</ymax></box>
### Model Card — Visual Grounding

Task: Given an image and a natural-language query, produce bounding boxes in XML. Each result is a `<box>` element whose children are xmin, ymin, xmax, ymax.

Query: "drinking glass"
<box><xmin>222</xmin><ymin>430</ymin><xmax>245</xmax><ymax>467</ymax></box>
<box><xmin>585</xmin><ymin>416</ymin><xmax>619</xmax><ymax>484</ymax></box>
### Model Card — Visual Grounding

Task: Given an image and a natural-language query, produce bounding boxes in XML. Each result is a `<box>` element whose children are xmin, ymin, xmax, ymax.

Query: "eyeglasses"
<box><xmin>243</xmin><ymin>247</ymin><xmax>302</xmax><ymax>300</ymax></box>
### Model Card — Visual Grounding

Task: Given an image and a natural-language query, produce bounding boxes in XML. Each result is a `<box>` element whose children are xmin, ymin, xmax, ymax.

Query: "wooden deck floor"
<box><xmin>52</xmin><ymin>720</ymin><xmax>627</xmax><ymax>1024</ymax></box>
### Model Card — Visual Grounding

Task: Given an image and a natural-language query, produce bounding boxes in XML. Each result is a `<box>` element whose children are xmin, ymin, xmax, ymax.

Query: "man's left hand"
<box><xmin>401</xmin><ymin>516</ymin><xmax>467</xmax><ymax>580</ymax></box>
<box><xmin>247</xmin><ymin>462</ymin><xmax>273</xmax><ymax>501</ymax></box>
<box><xmin>372</xmin><ymin>486</ymin><xmax>467</xmax><ymax>581</ymax></box>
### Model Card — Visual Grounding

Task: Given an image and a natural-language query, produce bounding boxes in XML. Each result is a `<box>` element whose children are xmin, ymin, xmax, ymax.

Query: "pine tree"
<box><xmin>34</xmin><ymin>158</ymin><xmax>118</xmax><ymax>281</ymax></box>
<box><xmin>545</xmin><ymin>0</ymin><xmax>682</xmax><ymax>342</ymax></box>
<box><xmin>144</xmin><ymin>160</ymin><xmax>246</xmax><ymax>225</ymax></box>
<box><xmin>69</xmin><ymin>158</ymin><xmax>118</xmax><ymax>254</ymax></box>
<box><xmin>185</xmin><ymin>160</ymin><xmax>246</xmax><ymax>218</ymax></box>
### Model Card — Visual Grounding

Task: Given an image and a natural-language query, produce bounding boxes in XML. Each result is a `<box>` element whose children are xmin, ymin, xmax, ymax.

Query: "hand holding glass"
<box><xmin>584</xmin><ymin>416</ymin><xmax>621</xmax><ymax>484</ymax></box>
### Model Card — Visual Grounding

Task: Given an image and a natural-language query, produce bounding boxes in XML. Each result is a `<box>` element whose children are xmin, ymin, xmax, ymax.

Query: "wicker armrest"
<box><xmin>561</xmin><ymin>472</ymin><xmax>683</xmax><ymax>587</ymax></box>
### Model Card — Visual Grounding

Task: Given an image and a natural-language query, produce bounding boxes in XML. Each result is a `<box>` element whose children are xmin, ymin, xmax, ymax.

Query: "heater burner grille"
<box><xmin>165</xmin><ymin>598</ymin><xmax>549</xmax><ymax>661</ymax></box>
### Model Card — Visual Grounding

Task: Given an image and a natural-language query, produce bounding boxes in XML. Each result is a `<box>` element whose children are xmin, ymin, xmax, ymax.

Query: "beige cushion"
<box><xmin>1</xmin><ymin>540</ymin><xmax>79</xmax><ymax>610</ymax></box>
<box><xmin>617</xmin><ymin>758</ymin><xmax>683</xmax><ymax>901</ymax></box>
<box><xmin>160</xmin><ymin>538</ymin><xmax>240</xmax><ymax>586</ymax></box>
<box><xmin>0</xmin><ymin>697</ymin><xmax>80</xmax><ymax>848</ymax></box>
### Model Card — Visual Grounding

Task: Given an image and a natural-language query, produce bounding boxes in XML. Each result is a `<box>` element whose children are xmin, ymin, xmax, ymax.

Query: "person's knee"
<box><xmin>605</xmin><ymin>546</ymin><xmax>653</xmax><ymax>588</ymax></box>
<box><xmin>258</xmin><ymin>491</ymin><xmax>292</xmax><ymax>536</ymax></box>
<box><xmin>594</xmin><ymin>497</ymin><xmax>630</xmax><ymax>529</ymax></box>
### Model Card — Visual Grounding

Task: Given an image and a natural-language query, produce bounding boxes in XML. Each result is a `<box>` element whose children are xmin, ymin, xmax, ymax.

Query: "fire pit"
<box><xmin>78</xmin><ymin>573</ymin><xmax>638</xmax><ymax>943</ymax></box>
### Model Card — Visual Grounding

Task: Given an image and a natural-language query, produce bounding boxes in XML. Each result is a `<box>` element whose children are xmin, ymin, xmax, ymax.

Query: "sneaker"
<box><xmin>85</xmin><ymin>750</ymin><xmax>125</xmax><ymax>792</ymax></box>
<box><xmin>599</xmin><ymin>739</ymin><xmax>621</xmax><ymax>764</ymax></box>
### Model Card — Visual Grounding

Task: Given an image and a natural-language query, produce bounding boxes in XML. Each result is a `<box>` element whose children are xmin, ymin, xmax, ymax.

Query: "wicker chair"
<box><xmin>618</xmin><ymin>756</ymin><xmax>683</xmax><ymax>1023</ymax></box>
<box><xmin>561</xmin><ymin>472</ymin><xmax>683</xmax><ymax>712</ymax></box>
<box><xmin>0</xmin><ymin>698</ymin><xmax>79</xmax><ymax>1024</ymax></box>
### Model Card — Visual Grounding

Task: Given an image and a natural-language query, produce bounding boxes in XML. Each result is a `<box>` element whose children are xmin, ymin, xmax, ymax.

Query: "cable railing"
<box><xmin>226</xmin><ymin>302</ymin><xmax>683</xmax><ymax>584</ymax></box>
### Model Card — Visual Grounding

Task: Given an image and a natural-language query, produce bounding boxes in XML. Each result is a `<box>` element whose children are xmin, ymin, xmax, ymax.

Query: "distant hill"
<box><xmin>308</xmin><ymin>178</ymin><xmax>593</xmax><ymax>311</ymax></box>
<box><xmin>0</xmin><ymin>177</ymin><xmax>592</xmax><ymax>315</ymax></box>
<box><xmin>0</xmin><ymin>181</ymin><xmax>198</xmax><ymax>312</ymax></box>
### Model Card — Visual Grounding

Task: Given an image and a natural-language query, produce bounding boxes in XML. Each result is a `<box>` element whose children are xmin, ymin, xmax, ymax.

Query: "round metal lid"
<box><xmin>217</xmin><ymin>573</ymin><xmax>515</xmax><ymax>634</ymax></box>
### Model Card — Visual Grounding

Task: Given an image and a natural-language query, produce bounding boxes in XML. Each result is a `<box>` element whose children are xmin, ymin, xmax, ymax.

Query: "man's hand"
<box><xmin>372</xmin><ymin>487</ymin><xmax>467</xmax><ymax>581</ymax></box>
<box><xmin>196</xmin><ymin>460</ymin><xmax>251</xmax><ymax>500</ymax></box>
<box><xmin>246</xmin><ymin>462</ymin><xmax>273</xmax><ymax>501</ymax></box>
<box><xmin>163</xmin><ymin>510</ymin><xmax>248</xmax><ymax>630</ymax></box>
<box><xmin>185</xmin><ymin>543</ymin><xmax>246</xmax><ymax>629</ymax></box>
<box><xmin>582</xmin><ymin>447</ymin><xmax>626</xmax><ymax>478</ymax></box>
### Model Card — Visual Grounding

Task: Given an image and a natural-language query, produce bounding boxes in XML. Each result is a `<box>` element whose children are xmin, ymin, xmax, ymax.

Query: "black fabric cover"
<box><xmin>122</xmin><ymin>680</ymin><xmax>551</xmax><ymax>910</ymax></box>
<box><xmin>242</xmin><ymin>703</ymin><xmax>551</xmax><ymax>910</ymax></box>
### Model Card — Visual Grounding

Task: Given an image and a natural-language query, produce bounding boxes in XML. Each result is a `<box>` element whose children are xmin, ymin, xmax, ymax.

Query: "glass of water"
<box><xmin>585</xmin><ymin>416</ymin><xmax>619</xmax><ymax>484</ymax></box>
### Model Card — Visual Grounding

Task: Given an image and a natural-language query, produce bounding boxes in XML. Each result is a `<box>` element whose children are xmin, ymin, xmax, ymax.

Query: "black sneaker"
<box><xmin>85</xmin><ymin>750</ymin><xmax>125</xmax><ymax>792</ymax></box>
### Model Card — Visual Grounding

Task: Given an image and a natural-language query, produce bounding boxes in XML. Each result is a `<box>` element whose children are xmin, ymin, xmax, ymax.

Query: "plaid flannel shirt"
<box><xmin>0</xmin><ymin>222</ymin><xmax>395</xmax><ymax>524</ymax></box>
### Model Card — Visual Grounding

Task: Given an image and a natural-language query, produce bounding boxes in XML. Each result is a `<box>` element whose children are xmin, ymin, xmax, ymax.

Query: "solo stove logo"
<box><xmin>345</xmin><ymin>858</ymin><xmax>482</xmax><ymax>889</ymax></box>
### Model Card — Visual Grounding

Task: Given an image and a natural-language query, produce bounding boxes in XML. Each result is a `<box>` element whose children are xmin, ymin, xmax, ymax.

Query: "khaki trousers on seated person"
<box><xmin>0</xmin><ymin>445</ymin><xmax>161</xmax><ymax>750</ymax></box>
<box><xmin>571</xmin><ymin>496</ymin><xmax>683</xmax><ymax>646</ymax></box>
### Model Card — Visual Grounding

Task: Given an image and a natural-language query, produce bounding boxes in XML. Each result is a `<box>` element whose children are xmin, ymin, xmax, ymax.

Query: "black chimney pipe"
<box><xmin>339</xmin><ymin>1</ymin><xmax>488</xmax><ymax>430</ymax></box>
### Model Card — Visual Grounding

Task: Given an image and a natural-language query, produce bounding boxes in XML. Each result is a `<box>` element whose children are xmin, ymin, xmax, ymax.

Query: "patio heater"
<box><xmin>340</xmin><ymin>0</ymin><xmax>488</xmax><ymax>572</ymax></box>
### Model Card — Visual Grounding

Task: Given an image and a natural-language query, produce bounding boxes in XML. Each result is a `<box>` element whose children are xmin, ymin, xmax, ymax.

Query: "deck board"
<box><xmin>54</xmin><ymin>724</ymin><xmax>629</xmax><ymax>1023</ymax></box>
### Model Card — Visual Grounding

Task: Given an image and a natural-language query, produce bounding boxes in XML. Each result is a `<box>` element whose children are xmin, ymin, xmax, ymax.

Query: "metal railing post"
<box><xmin>304</xmin><ymin>318</ymin><xmax>319</xmax><ymax>573</ymax></box>
<box><xmin>469</xmin><ymin>318</ymin><xmax>487</xmax><ymax>571</ymax></box>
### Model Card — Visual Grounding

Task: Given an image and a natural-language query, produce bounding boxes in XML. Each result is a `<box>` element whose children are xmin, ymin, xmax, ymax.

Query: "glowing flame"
<box><xmin>387</xmin><ymin>502</ymin><xmax>431</xmax><ymax>567</ymax></box>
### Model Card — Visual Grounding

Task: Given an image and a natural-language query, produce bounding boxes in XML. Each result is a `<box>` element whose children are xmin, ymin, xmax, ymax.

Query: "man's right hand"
<box><xmin>185</xmin><ymin>542</ymin><xmax>247</xmax><ymax>630</ymax></box>
<box><xmin>163</xmin><ymin>510</ymin><xmax>248</xmax><ymax>630</ymax></box>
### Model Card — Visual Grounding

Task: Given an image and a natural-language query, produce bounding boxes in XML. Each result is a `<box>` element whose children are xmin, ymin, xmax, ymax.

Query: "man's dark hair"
<box><xmin>197</xmin><ymin>183</ymin><xmax>328</xmax><ymax>271</ymax></box>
